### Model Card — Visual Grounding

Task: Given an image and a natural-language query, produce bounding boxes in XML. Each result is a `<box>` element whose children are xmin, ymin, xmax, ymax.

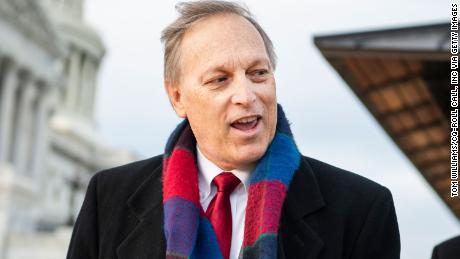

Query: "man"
<box><xmin>431</xmin><ymin>236</ymin><xmax>460</xmax><ymax>259</ymax></box>
<box><xmin>66</xmin><ymin>1</ymin><xmax>400</xmax><ymax>259</ymax></box>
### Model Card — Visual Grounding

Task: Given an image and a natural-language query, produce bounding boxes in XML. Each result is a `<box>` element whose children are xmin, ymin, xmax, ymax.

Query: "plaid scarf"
<box><xmin>162</xmin><ymin>104</ymin><xmax>301</xmax><ymax>259</ymax></box>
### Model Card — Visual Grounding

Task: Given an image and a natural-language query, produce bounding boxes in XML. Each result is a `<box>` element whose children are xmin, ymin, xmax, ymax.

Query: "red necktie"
<box><xmin>205</xmin><ymin>172</ymin><xmax>241</xmax><ymax>259</ymax></box>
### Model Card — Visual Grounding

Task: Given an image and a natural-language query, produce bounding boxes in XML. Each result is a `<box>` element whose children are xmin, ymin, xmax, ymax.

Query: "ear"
<box><xmin>164</xmin><ymin>79</ymin><xmax>187</xmax><ymax>118</ymax></box>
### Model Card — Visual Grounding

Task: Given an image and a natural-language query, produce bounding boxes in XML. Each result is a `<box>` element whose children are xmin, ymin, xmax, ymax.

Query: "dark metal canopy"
<box><xmin>314</xmin><ymin>23</ymin><xmax>457</xmax><ymax>219</ymax></box>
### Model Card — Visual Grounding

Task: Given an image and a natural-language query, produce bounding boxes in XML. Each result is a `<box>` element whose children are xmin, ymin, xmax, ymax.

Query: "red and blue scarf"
<box><xmin>162</xmin><ymin>104</ymin><xmax>301</xmax><ymax>258</ymax></box>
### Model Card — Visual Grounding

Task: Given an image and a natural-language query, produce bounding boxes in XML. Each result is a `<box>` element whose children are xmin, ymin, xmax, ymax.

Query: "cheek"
<box><xmin>184</xmin><ymin>91</ymin><xmax>228</xmax><ymax>136</ymax></box>
<box><xmin>182</xmin><ymin>90</ymin><xmax>212</xmax><ymax>122</ymax></box>
<box><xmin>259</xmin><ymin>84</ymin><xmax>276</xmax><ymax>113</ymax></box>
<box><xmin>259</xmin><ymin>80</ymin><xmax>276</xmax><ymax>102</ymax></box>
<box><xmin>262</xmin><ymin>84</ymin><xmax>277</xmax><ymax>135</ymax></box>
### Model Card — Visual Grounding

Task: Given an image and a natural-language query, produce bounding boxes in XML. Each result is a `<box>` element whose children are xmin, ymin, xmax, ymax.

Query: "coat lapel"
<box><xmin>278</xmin><ymin>156</ymin><xmax>326</xmax><ymax>259</ymax></box>
<box><xmin>116</xmin><ymin>161</ymin><xmax>166</xmax><ymax>259</ymax></box>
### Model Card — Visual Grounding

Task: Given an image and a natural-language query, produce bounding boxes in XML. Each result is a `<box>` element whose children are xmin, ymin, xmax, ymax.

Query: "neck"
<box><xmin>196</xmin><ymin>145</ymin><xmax>256</xmax><ymax>172</ymax></box>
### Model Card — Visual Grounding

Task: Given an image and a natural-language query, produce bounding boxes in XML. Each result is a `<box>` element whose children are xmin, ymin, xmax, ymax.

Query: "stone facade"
<box><xmin>0</xmin><ymin>0</ymin><xmax>135</xmax><ymax>258</ymax></box>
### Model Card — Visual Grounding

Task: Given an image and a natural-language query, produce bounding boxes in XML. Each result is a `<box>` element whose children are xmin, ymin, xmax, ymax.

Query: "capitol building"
<box><xmin>0</xmin><ymin>0</ymin><xmax>135</xmax><ymax>258</ymax></box>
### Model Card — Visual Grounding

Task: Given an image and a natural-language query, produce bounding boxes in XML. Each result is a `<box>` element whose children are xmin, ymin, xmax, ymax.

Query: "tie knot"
<box><xmin>213</xmin><ymin>172</ymin><xmax>241</xmax><ymax>193</ymax></box>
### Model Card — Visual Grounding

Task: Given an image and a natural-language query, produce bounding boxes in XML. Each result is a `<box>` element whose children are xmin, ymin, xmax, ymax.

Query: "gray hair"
<box><xmin>160</xmin><ymin>0</ymin><xmax>277</xmax><ymax>85</ymax></box>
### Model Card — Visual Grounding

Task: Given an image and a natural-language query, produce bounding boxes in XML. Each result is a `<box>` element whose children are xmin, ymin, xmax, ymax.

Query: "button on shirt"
<box><xmin>196</xmin><ymin>147</ymin><xmax>252</xmax><ymax>259</ymax></box>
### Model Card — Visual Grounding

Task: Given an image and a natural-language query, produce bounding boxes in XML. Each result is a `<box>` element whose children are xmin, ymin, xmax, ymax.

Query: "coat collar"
<box><xmin>117</xmin><ymin>155</ymin><xmax>325</xmax><ymax>259</ymax></box>
<box><xmin>285</xmin><ymin>155</ymin><xmax>325</xmax><ymax>218</ymax></box>
<box><xmin>116</xmin><ymin>158</ymin><xmax>165</xmax><ymax>259</ymax></box>
<box><xmin>278</xmin><ymin>156</ymin><xmax>326</xmax><ymax>259</ymax></box>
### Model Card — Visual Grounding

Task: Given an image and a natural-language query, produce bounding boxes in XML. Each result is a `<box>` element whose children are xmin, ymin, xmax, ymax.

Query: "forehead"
<box><xmin>179</xmin><ymin>13</ymin><xmax>269</xmax><ymax>74</ymax></box>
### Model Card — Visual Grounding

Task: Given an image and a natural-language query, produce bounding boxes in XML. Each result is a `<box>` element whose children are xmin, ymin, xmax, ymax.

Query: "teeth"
<box><xmin>235</xmin><ymin>116</ymin><xmax>257</xmax><ymax>124</ymax></box>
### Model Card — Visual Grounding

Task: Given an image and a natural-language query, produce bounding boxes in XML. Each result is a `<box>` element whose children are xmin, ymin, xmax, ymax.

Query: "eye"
<box><xmin>248</xmin><ymin>69</ymin><xmax>270</xmax><ymax>82</ymax></box>
<box><xmin>254</xmin><ymin>69</ymin><xmax>268</xmax><ymax>76</ymax></box>
<box><xmin>215</xmin><ymin>76</ymin><xmax>228</xmax><ymax>83</ymax></box>
<box><xmin>206</xmin><ymin>75</ymin><xmax>228</xmax><ymax>85</ymax></box>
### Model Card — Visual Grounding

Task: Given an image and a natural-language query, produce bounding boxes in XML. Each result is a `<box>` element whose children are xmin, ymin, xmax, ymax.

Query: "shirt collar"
<box><xmin>196</xmin><ymin>145</ymin><xmax>252</xmax><ymax>198</ymax></box>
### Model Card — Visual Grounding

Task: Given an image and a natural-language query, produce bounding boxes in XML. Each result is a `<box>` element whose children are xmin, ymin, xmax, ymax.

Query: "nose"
<box><xmin>230</xmin><ymin>75</ymin><xmax>256</xmax><ymax>107</ymax></box>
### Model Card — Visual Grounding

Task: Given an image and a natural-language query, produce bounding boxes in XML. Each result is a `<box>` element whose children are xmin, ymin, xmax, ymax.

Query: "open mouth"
<box><xmin>230</xmin><ymin>115</ymin><xmax>261</xmax><ymax>131</ymax></box>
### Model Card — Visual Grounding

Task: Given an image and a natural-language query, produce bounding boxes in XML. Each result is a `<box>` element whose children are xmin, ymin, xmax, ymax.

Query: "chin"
<box><xmin>232</xmin><ymin>143</ymin><xmax>268</xmax><ymax>168</ymax></box>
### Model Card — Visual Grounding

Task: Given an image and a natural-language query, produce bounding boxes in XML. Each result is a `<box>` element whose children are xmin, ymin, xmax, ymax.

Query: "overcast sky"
<box><xmin>85</xmin><ymin>1</ymin><xmax>457</xmax><ymax>258</ymax></box>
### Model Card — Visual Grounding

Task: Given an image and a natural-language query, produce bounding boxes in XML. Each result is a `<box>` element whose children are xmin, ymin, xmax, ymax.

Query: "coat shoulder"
<box><xmin>302</xmin><ymin>155</ymin><xmax>394</xmax><ymax>217</ymax></box>
<box><xmin>298</xmin><ymin>156</ymin><xmax>400</xmax><ymax>258</ymax></box>
<box><xmin>90</xmin><ymin>154</ymin><xmax>163</xmax><ymax>201</ymax></box>
<box><xmin>95</xmin><ymin>154</ymin><xmax>163</xmax><ymax>181</ymax></box>
<box><xmin>432</xmin><ymin>235</ymin><xmax>460</xmax><ymax>258</ymax></box>
<box><xmin>303</xmin><ymin>155</ymin><xmax>390</xmax><ymax>197</ymax></box>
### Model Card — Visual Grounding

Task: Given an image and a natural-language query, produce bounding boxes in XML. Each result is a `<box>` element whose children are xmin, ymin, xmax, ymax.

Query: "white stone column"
<box><xmin>25</xmin><ymin>90</ymin><xmax>40</xmax><ymax>175</ymax></box>
<box><xmin>0</xmin><ymin>180</ymin><xmax>12</xmax><ymax>259</ymax></box>
<box><xmin>12</xmin><ymin>76</ymin><xmax>38</xmax><ymax>176</ymax></box>
<box><xmin>87</xmin><ymin>59</ymin><xmax>99</xmax><ymax>120</ymax></box>
<box><xmin>79</xmin><ymin>55</ymin><xmax>92</xmax><ymax>117</ymax></box>
<box><xmin>0</xmin><ymin>60</ymin><xmax>18</xmax><ymax>259</ymax></box>
<box><xmin>65</xmin><ymin>50</ymin><xmax>81</xmax><ymax>112</ymax></box>
<box><xmin>0</xmin><ymin>61</ymin><xmax>19</xmax><ymax>165</ymax></box>
<box><xmin>30</xmin><ymin>85</ymin><xmax>52</xmax><ymax>181</ymax></box>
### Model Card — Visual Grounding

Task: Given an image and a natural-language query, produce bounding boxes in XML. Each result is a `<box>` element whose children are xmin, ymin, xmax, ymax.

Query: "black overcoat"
<box><xmin>67</xmin><ymin>155</ymin><xmax>400</xmax><ymax>259</ymax></box>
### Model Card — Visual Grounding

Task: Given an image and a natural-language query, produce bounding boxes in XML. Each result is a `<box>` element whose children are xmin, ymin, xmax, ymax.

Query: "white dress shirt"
<box><xmin>196</xmin><ymin>146</ymin><xmax>252</xmax><ymax>259</ymax></box>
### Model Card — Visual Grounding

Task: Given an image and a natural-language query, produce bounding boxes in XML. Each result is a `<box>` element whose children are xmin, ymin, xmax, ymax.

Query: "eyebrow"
<box><xmin>246</xmin><ymin>58</ymin><xmax>271</xmax><ymax>70</ymax></box>
<box><xmin>201</xmin><ymin>57</ymin><xmax>271</xmax><ymax>77</ymax></box>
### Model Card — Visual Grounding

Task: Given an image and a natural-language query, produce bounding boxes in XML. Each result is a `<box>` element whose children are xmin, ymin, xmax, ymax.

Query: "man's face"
<box><xmin>166</xmin><ymin>13</ymin><xmax>277</xmax><ymax>171</ymax></box>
